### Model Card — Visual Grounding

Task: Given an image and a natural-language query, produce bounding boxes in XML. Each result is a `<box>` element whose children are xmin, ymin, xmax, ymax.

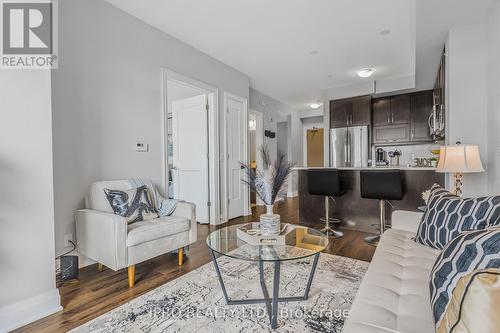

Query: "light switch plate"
<box><xmin>136</xmin><ymin>142</ymin><xmax>149</xmax><ymax>152</ymax></box>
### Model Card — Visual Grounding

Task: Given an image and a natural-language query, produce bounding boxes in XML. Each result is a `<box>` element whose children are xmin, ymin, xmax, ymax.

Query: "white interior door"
<box><xmin>226</xmin><ymin>95</ymin><xmax>246</xmax><ymax>219</ymax></box>
<box><xmin>172</xmin><ymin>94</ymin><xmax>209</xmax><ymax>224</ymax></box>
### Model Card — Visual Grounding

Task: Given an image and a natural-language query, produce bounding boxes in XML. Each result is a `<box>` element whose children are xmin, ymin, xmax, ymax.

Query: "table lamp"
<box><xmin>435</xmin><ymin>142</ymin><xmax>484</xmax><ymax>196</ymax></box>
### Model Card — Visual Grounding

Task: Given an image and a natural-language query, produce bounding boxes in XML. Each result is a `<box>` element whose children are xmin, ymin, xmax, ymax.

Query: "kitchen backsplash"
<box><xmin>374</xmin><ymin>143</ymin><xmax>440</xmax><ymax>167</ymax></box>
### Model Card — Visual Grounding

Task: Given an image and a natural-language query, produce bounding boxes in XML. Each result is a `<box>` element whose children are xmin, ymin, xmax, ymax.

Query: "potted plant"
<box><xmin>240</xmin><ymin>146</ymin><xmax>295</xmax><ymax>235</ymax></box>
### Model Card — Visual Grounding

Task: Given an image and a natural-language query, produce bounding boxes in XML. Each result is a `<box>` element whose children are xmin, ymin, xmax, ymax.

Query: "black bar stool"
<box><xmin>307</xmin><ymin>169</ymin><xmax>346</xmax><ymax>238</ymax></box>
<box><xmin>360</xmin><ymin>169</ymin><xmax>405</xmax><ymax>246</ymax></box>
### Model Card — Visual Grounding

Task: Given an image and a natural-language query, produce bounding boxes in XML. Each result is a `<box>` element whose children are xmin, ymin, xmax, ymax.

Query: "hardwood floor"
<box><xmin>15</xmin><ymin>197</ymin><xmax>375</xmax><ymax>333</ymax></box>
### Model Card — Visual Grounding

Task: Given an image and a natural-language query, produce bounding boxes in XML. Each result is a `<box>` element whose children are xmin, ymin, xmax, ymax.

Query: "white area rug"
<box><xmin>70</xmin><ymin>254</ymin><xmax>368</xmax><ymax>333</ymax></box>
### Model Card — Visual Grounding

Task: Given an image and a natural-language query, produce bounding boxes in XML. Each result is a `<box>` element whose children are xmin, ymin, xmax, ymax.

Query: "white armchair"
<box><xmin>75</xmin><ymin>180</ymin><xmax>197</xmax><ymax>287</ymax></box>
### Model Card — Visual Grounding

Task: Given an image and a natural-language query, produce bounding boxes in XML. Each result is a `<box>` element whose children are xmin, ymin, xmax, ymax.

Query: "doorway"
<box><xmin>302</xmin><ymin>116</ymin><xmax>324</xmax><ymax>167</ymax></box>
<box><xmin>248</xmin><ymin>110</ymin><xmax>264</xmax><ymax>207</ymax></box>
<box><xmin>223</xmin><ymin>93</ymin><xmax>249</xmax><ymax>221</ymax></box>
<box><xmin>162</xmin><ymin>69</ymin><xmax>219</xmax><ymax>225</ymax></box>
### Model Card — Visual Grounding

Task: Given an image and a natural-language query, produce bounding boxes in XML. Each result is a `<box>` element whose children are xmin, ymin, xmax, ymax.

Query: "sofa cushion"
<box><xmin>414</xmin><ymin>184</ymin><xmax>500</xmax><ymax>250</ymax></box>
<box><xmin>343</xmin><ymin>229</ymin><xmax>441</xmax><ymax>333</ymax></box>
<box><xmin>437</xmin><ymin>268</ymin><xmax>500</xmax><ymax>333</ymax></box>
<box><xmin>104</xmin><ymin>186</ymin><xmax>158</xmax><ymax>223</ymax></box>
<box><xmin>430</xmin><ymin>227</ymin><xmax>500</xmax><ymax>330</ymax></box>
<box><xmin>126</xmin><ymin>216</ymin><xmax>190</xmax><ymax>247</ymax></box>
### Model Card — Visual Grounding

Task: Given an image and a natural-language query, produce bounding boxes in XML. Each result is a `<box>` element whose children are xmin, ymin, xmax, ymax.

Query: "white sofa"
<box><xmin>343</xmin><ymin>210</ymin><xmax>441</xmax><ymax>333</ymax></box>
<box><xmin>75</xmin><ymin>180</ymin><xmax>197</xmax><ymax>287</ymax></box>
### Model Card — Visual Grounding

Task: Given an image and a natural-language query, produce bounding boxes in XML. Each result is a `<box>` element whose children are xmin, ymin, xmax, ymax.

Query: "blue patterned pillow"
<box><xmin>104</xmin><ymin>185</ymin><xmax>158</xmax><ymax>223</ymax></box>
<box><xmin>414</xmin><ymin>184</ymin><xmax>500</xmax><ymax>249</ymax></box>
<box><xmin>157</xmin><ymin>195</ymin><xmax>177</xmax><ymax>217</ymax></box>
<box><xmin>430</xmin><ymin>228</ymin><xmax>500</xmax><ymax>329</ymax></box>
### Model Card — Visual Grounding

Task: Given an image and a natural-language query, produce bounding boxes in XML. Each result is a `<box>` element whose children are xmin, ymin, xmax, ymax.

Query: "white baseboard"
<box><xmin>287</xmin><ymin>191</ymin><xmax>298</xmax><ymax>198</ymax></box>
<box><xmin>0</xmin><ymin>289</ymin><xmax>62</xmax><ymax>332</ymax></box>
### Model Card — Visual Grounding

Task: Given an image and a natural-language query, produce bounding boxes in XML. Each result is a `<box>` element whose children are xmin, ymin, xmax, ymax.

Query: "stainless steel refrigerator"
<box><xmin>330</xmin><ymin>126</ymin><xmax>369</xmax><ymax>167</ymax></box>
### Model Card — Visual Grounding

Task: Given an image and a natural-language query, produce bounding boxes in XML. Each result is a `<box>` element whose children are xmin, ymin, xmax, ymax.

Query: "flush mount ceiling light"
<box><xmin>357</xmin><ymin>68</ymin><xmax>376</xmax><ymax>78</ymax></box>
<box><xmin>310</xmin><ymin>103</ymin><xmax>321</xmax><ymax>109</ymax></box>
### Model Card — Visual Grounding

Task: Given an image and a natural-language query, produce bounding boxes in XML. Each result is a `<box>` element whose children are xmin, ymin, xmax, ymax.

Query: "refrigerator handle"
<box><xmin>344</xmin><ymin>131</ymin><xmax>348</xmax><ymax>165</ymax></box>
<box><xmin>346</xmin><ymin>129</ymin><xmax>351</xmax><ymax>166</ymax></box>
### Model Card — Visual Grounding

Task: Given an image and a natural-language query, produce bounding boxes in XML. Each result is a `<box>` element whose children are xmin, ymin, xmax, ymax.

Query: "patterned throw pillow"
<box><xmin>157</xmin><ymin>195</ymin><xmax>177</xmax><ymax>217</ymax></box>
<box><xmin>104</xmin><ymin>185</ymin><xmax>158</xmax><ymax>223</ymax></box>
<box><xmin>414</xmin><ymin>184</ymin><xmax>500</xmax><ymax>249</ymax></box>
<box><xmin>430</xmin><ymin>228</ymin><xmax>500</xmax><ymax>329</ymax></box>
<box><xmin>128</xmin><ymin>179</ymin><xmax>177</xmax><ymax>217</ymax></box>
<box><xmin>436</xmin><ymin>268</ymin><xmax>500</xmax><ymax>333</ymax></box>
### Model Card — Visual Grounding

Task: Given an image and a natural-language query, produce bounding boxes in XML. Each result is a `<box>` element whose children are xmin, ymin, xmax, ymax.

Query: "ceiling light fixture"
<box><xmin>310</xmin><ymin>103</ymin><xmax>321</xmax><ymax>109</ymax></box>
<box><xmin>357</xmin><ymin>68</ymin><xmax>376</xmax><ymax>78</ymax></box>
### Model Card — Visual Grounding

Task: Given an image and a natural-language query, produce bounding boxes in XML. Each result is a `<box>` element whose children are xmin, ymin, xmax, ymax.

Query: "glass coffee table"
<box><xmin>206</xmin><ymin>224</ymin><xmax>328</xmax><ymax>329</ymax></box>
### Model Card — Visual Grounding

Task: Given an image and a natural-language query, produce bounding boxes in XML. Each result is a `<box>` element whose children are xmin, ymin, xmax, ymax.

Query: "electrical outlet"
<box><xmin>64</xmin><ymin>233</ymin><xmax>73</xmax><ymax>247</ymax></box>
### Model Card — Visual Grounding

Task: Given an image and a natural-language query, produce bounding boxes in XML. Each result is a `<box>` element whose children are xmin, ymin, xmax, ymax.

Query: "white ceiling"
<box><xmin>106</xmin><ymin>0</ymin><xmax>493</xmax><ymax>110</ymax></box>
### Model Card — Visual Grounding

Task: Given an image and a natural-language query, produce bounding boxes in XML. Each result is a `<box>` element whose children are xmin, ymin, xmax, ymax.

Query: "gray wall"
<box><xmin>488</xmin><ymin>2</ymin><xmax>500</xmax><ymax>194</ymax></box>
<box><xmin>0</xmin><ymin>70</ymin><xmax>60</xmax><ymax>331</ymax></box>
<box><xmin>276</xmin><ymin>121</ymin><xmax>288</xmax><ymax>157</ymax></box>
<box><xmin>52</xmin><ymin>0</ymin><xmax>249</xmax><ymax>257</ymax></box>
<box><xmin>249</xmin><ymin>88</ymin><xmax>288</xmax><ymax>160</ymax></box>
<box><xmin>446</xmin><ymin>23</ymin><xmax>489</xmax><ymax>197</ymax></box>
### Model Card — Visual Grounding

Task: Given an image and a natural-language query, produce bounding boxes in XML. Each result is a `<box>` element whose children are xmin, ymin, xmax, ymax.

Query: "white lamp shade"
<box><xmin>436</xmin><ymin>144</ymin><xmax>484</xmax><ymax>173</ymax></box>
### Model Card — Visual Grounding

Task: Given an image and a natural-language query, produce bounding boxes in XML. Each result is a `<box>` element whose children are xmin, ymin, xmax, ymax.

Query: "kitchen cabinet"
<box><xmin>390</xmin><ymin>94</ymin><xmax>411</xmax><ymax>124</ymax></box>
<box><xmin>330</xmin><ymin>100</ymin><xmax>348</xmax><ymax>128</ymax></box>
<box><xmin>373</xmin><ymin>95</ymin><xmax>410</xmax><ymax>126</ymax></box>
<box><xmin>372</xmin><ymin>90</ymin><xmax>433</xmax><ymax>144</ymax></box>
<box><xmin>411</xmin><ymin>90</ymin><xmax>433</xmax><ymax>142</ymax></box>
<box><xmin>373</xmin><ymin>125</ymin><xmax>410</xmax><ymax>143</ymax></box>
<box><xmin>351</xmin><ymin>96</ymin><xmax>372</xmax><ymax>126</ymax></box>
<box><xmin>330</xmin><ymin>96</ymin><xmax>371</xmax><ymax>128</ymax></box>
<box><xmin>372</xmin><ymin>98</ymin><xmax>391</xmax><ymax>126</ymax></box>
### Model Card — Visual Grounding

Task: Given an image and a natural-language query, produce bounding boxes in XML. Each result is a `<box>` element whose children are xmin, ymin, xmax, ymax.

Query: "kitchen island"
<box><xmin>296</xmin><ymin>167</ymin><xmax>444</xmax><ymax>234</ymax></box>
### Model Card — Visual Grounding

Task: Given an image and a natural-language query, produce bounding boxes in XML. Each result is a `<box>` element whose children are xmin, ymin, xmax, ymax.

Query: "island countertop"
<box><xmin>296</xmin><ymin>168</ymin><xmax>444</xmax><ymax>233</ymax></box>
<box><xmin>293</xmin><ymin>166</ymin><xmax>437</xmax><ymax>171</ymax></box>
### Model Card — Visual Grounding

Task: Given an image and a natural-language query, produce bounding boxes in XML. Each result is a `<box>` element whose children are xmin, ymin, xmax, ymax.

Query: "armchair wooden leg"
<box><xmin>178</xmin><ymin>247</ymin><xmax>184</xmax><ymax>266</ymax></box>
<box><xmin>128</xmin><ymin>265</ymin><xmax>135</xmax><ymax>288</ymax></box>
<box><xmin>97</xmin><ymin>263</ymin><xmax>103</xmax><ymax>271</ymax></box>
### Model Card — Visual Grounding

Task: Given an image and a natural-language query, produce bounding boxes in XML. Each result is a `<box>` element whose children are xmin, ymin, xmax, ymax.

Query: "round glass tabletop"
<box><xmin>206</xmin><ymin>223</ymin><xmax>329</xmax><ymax>262</ymax></box>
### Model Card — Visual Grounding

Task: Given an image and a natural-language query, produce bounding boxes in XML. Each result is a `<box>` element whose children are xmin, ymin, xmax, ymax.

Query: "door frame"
<box><xmin>249</xmin><ymin>109</ymin><xmax>264</xmax><ymax>207</ymax></box>
<box><xmin>222</xmin><ymin>92</ymin><xmax>249</xmax><ymax>222</ymax></box>
<box><xmin>161</xmin><ymin>68</ymin><xmax>219</xmax><ymax>224</ymax></box>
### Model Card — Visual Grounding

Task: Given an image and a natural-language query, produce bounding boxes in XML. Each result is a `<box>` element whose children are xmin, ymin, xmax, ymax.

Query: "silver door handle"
<box><xmin>391</xmin><ymin>112</ymin><xmax>395</xmax><ymax>124</ymax></box>
<box><xmin>387</xmin><ymin>114</ymin><xmax>391</xmax><ymax>124</ymax></box>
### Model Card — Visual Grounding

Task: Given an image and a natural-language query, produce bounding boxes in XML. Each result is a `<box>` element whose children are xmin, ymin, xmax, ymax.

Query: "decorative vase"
<box><xmin>260</xmin><ymin>204</ymin><xmax>281</xmax><ymax>236</ymax></box>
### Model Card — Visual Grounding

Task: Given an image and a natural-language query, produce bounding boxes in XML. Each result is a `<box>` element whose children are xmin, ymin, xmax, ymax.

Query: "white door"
<box><xmin>172</xmin><ymin>94</ymin><xmax>209</xmax><ymax>224</ymax></box>
<box><xmin>226</xmin><ymin>95</ymin><xmax>246</xmax><ymax>219</ymax></box>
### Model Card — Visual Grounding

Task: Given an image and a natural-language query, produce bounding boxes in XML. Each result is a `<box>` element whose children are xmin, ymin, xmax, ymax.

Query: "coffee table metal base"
<box><xmin>209</xmin><ymin>249</ymin><xmax>320</xmax><ymax>329</ymax></box>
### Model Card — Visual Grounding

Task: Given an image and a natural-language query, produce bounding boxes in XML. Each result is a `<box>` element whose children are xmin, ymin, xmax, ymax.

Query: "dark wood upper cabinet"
<box><xmin>373</xmin><ymin>125</ymin><xmax>410</xmax><ymax>144</ymax></box>
<box><xmin>350</xmin><ymin>96</ymin><xmax>372</xmax><ymax>126</ymax></box>
<box><xmin>411</xmin><ymin>90</ymin><xmax>433</xmax><ymax>142</ymax></box>
<box><xmin>372</xmin><ymin>90</ymin><xmax>433</xmax><ymax>144</ymax></box>
<box><xmin>390</xmin><ymin>94</ymin><xmax>411</xmax><ymax>124</ymax></box>
<box><xmin>372</xmin><ymin>98</ymin><xmax>391</xmax><ymax>126</ymax></box>
<box><xmin>330</xmin><ymin>100</ymin><xmax>348</xmax><ymax>128</ymax></box>
<box><xmin>330</xmin><ymin>96</ymin><xmax>371</xmax><ymax>128</ymax></box>
<box><xmin>331</xmin><ymin>90</ymin><xmax>435</xmax><ymax>144</ymax></box>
